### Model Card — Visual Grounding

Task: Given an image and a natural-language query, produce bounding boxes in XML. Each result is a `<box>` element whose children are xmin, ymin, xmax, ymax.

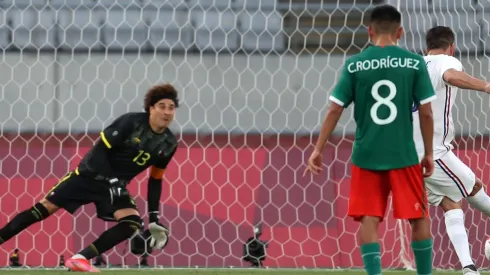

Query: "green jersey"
<box><xmin>330</xmin><ymin>45</ymin><xmax>436</xmax><ymax>170</ymax></box>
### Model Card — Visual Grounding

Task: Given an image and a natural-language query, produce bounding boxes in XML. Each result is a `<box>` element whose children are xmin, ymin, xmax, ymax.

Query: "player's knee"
<box><xmin>30</xmin><ymin>202</ymin><xmax>51</xmax><ymax>221</ymax></box>
<box><xmin>360</xmin><ymin>216</ymin><xmax>381</xmax><ymax>227</ymax></box>
<box><xmin>409</xmin><ymin>217</ymin><xmax>431</xmax><ymax>241</ymax></box>
<box><xmin>440</xmin><ymin>196</ymin><xmax>461</xmax><ymax>212</ymax></box>
<box><xmin>118</xmin><ymin>215</ymin><xmax>143</xmax><ymax>237</ymax></box>
<box><xmin>38</xmin><ymin>198</ymin><xmax>60</xmax><ymax>215</ymax></box>
<box><xmin>114</xmin><ymin>208</ymin><xmax>139</xmax><ymax>221</ymax></box>
<box><xmin>469</xmin><ymin>179</ymin><xmax>483</xmax><ymax>196</ymax></box>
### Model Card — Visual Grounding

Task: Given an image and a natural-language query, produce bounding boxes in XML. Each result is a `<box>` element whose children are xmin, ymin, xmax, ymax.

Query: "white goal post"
<box><xmin>1</xmin><ymin>0</ymin><xmax>490</xmax><ymax>271</ymax></box>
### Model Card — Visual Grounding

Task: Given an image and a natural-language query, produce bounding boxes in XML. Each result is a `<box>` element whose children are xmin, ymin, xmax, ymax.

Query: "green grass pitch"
<box><xmin>1</xmin><ymin>269</ymin><xmax>489</xmax><ymax>275</ymax></box>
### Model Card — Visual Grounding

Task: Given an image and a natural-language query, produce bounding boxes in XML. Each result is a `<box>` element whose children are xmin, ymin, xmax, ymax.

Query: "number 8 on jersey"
<box><xmin>370</xmin><ymin>79</ymin><xmax>397</xmax><ymax>125</ymax></box>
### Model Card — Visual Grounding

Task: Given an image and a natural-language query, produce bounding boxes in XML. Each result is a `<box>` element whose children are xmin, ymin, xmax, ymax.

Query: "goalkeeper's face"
<box><xmin>150</xmin><ymin>99</ymin><xmax>176</xmax><ymax>129</ymax></box>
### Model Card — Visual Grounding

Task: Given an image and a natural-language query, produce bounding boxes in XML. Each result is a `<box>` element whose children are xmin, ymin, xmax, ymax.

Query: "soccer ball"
<box><xmin>485</xmin><ymin>238</ymin><xmax>490</xmax><ymax>259</ymax></box>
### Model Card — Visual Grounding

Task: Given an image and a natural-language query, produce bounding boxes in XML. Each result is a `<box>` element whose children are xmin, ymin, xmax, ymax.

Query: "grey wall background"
<box><xmin>1</xmin><ymin>53</ymin><xmax>489</xmax><ymax>135</ymax></box>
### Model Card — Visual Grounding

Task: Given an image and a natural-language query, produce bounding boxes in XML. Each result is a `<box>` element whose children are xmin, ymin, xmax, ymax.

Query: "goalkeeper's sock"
<box><xmin>360</xmin><ymin>242</ymin><xmax>381</xmax><ymax>275</ymax></box>
<box><xmin>71</xmin><ymin>254</ymin><xmax>86</xmax><ymax>260</ymax></box>
<box><xmin>467</xmin><ymin>188</ymin><xmax>490</xmax><ymax>217</ymax></box>
<box><xmin>411</xmin><ymin>239</ymin><xmax>433</xmax><ymax>275</ymax></box>
<box><xmin>445</xmin><ymin>209</ymin><xmax>474</xmax><ymax>267</ymax></box>
<box><xmin>0</xmin><ymin>203</ymin><xmax>49</xmax><ymax>244</ymax></box>
<box><xmin>78</xmin><ymin>216</ymin><xmax>140</xmax><ymax>260</ymax></box>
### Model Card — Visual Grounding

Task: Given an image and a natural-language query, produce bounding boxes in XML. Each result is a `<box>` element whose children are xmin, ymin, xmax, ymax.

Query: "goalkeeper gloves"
<box><xmin>148</xmin><ymin>212</ymin><xmax>169</xmax><ymax>250</ymax></box>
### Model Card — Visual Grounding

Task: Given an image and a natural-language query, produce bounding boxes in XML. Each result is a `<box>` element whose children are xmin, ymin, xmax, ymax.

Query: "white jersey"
<box><xmin>413</xmin><ymin>54</ymin><xmax>463</xmax><ymax>160</ymax></box>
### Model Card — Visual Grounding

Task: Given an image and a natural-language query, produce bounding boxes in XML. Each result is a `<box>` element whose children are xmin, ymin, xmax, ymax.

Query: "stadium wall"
<box><xmin>1</xmin><ymin>134</ymin><xmax>490</xmax><ymax>268</ymax></box>
<box><xmin>1</xmin><ymin>53</ymin><xmax>489</xmax><ymax>135</ymax></box>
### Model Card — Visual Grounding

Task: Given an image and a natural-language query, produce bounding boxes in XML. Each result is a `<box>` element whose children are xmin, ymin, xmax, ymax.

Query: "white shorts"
<box><xmin>425</xmin><ymin>151</ymin><xmax>476</xmax><ymax>206</ymax></box>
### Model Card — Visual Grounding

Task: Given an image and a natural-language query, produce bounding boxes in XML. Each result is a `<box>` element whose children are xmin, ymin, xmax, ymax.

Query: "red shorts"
<box><xmin>348</xmin><ymin>164</ymin><xmax>428</xmax><ymax>222</ymax></box>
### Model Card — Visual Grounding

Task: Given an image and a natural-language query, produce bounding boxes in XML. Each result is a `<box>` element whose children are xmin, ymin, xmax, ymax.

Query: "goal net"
<box><xmin>0</xmin><ymin>0</ymin><xmax>489</xmax><ymax>271</ymax></box>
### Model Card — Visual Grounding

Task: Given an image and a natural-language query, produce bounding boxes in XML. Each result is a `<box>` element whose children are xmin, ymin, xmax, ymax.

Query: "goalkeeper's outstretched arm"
<box><xmin>443</xmin><ymin>69</ymin><xmax>490</xmax><ymax>93</ymax></box>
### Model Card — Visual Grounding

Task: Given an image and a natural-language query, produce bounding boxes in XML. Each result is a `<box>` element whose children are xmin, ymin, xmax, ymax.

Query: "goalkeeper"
<box><xmin>0</xmin><ymin>84</ymin><xmax>179</xmax><ymax>272</ymax></box>
<box><xmin>304</xmin><ymin>5</ymin><xmax>436</xmax><ymax>275</ymax></box>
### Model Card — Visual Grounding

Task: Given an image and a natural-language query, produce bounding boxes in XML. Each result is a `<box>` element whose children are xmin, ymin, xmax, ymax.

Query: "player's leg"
<box><xmin>348</xmin><ymin>164</ymin><xmax>390</xmax><ymax>275</ymax></box>
<box><xmin>0</xmin><ymin>199</ymin><xmax>57</xmax><ymax>245</ymax></box>
<box><xmin>427</xmin><ymin>153</ymin><xmax>478</xmax><ymax>274</ymax></box>
<box><xmin>66</xmin><ymin>189</ymin><xmax>141</xmax><ymax>272</ymax></box>
<box><xmin>389</xmin><ymin>164</ymin><xmax>433</xmax><ymax>275</ymax></box>
<box><xmin>467</xmin><ymin>179</ymin><xmax>490</xmax><ymax>216</ymax></box>
<box><xmin>0</xmin><ymin>172</ymin><xmax>78</xmax><ymax>244</ymax></box>
<box><xmin>438</xmin><ymin>197</ymin><xmax>478</xmax><ymax>274</ymax></box>
<box><xmin>72</xmin><ymin>208</ymin><xmax>141</xmax><ymax>260</ymax></box>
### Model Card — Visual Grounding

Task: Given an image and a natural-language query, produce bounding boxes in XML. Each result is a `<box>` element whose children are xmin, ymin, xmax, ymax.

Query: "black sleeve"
<box><xmin>147</xmin><ymin>177</ymin><xmax>162</xmax><ymax>217</ymax></box>
<box><xmin>99</xmin><ymin>113</ymin><xmax>134</xmax><ymax>149</ymax></box>
<box><xmin>147</xmin><ymin>147</ymin><xmax>177</xmax><ymax>220</ymax></box>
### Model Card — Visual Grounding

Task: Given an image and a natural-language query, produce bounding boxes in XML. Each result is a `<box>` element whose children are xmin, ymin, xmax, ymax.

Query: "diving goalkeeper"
<box><xmin>0</xmin><ymin>84</ymin><xmax>180</xmax><ymax>272</ymax></box>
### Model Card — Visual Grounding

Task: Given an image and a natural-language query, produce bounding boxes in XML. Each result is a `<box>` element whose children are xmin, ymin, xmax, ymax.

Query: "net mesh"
<box><xmin>0</xmin><ymin>0</ymin><xmax>489</xmax><ymax>270</ymax></box>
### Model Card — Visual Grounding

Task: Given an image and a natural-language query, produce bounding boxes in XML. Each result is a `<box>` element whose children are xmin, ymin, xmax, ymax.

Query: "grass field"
<box><xmin>0</xmin><ymin>269</ymin><xmax>489</xmax><ymax>275</ymax></box>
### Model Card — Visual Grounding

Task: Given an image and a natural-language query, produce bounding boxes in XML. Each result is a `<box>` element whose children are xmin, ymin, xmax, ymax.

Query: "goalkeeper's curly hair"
<box><xmin>144</xmin><ymin>83</ymin><xmax>180</xmax><ymax>112</ymax></box>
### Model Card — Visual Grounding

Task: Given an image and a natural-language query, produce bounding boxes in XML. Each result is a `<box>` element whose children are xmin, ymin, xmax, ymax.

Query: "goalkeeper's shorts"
<box><xmin>44</xmin><ymin>170</ymin><xmax>138</xmax><ymax>221</ymax></box>
<box><xmin>348</xmin><ymin>164</ymin><xmax>428</xmax><ymax>222</ymax></box>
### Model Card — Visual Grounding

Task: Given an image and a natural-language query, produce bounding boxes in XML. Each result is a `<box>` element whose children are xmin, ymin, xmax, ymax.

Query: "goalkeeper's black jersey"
<box><xmin>77</xmin><ymin>112</ymin><xmax>178</xmax><ymax>182</ymax></box>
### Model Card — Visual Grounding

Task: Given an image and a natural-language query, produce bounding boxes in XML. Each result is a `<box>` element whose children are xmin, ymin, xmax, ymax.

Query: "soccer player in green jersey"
<box><xmin>304</xmin><ymin>5</ymin><xmax>437</xmax><ymax>275</ymax></box>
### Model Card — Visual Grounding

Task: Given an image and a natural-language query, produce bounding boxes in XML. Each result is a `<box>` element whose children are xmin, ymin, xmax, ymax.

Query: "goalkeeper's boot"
<box><xmin>463</xmin><ymin>264</ymin><xmax>480</xmax><ymax>275</ymax></box>
<box><xmin>65</xmin><ymin>258</ymin><xmax>100</xmax><ymax>273</ymax></box>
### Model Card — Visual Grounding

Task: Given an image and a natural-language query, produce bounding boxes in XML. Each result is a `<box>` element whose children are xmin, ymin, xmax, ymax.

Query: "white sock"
<box><xmin>71</xmin><ymin>254</ymin><xmax>86</xmax><ymax>260</ymax></box>
<box><xmin>467</xmin><ymin>188</ymin><xmax>490</xmax><ymax>217</ymax></box>
<box><xmin>445</xmin><ymin>209</ymin><xmax>474</xmax><ymax>268</ymax></box>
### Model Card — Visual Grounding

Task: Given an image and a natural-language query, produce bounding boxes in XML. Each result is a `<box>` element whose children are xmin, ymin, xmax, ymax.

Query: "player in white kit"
<box><xmin>413</xmin><ymin>26</ymin><xmax>490</xmax><ymax>275</ymax></box>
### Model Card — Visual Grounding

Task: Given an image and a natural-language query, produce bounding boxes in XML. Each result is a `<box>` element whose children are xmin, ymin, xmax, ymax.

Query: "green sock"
<box><xmin>360</xmin><ymin>242</ymin><xmax>381</xmax><ymax>275</ymax></box>
<box><xmin>411</xmin><ymin>239</ymin><xmax>433</xmax><ymax>275</ymax></box>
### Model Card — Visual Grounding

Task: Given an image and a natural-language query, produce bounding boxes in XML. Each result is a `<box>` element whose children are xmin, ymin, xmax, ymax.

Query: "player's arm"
<box><xmin>314</xmin><ymin>103</ymin><xmax>344</xmax><ymax>152</ymax></box>
<box><xmin>414</xmin><ymin>56</ymin><xmax>437</xmax><ymax>158</ymax></box>
<box><xmin>314</xmin><ymin>62</ymin><xmax>354</xmax><ymax>152</ymax></box>
<box><xmin>417</xmin><ymin>103</ymin><xmax>434</xmax><ymax>156</ymax></box>
<box><xmin>443</xmin><ymin>69</ymin><xmax>490</xmax><ymax>93</ymax></box>
<box><xmin>147</xmin><ymin>147</ymin><xmax>177</xmax><ymax>223</ymax></box>
<box><xmin>146</xmin><ymin>147</ymin><xmax>177</xmax><ymax>250</ymax></box>
<box><xmin>147</xmin><ymin>167</ymin><xmax>165</xmax><ymax>222</ymax></box>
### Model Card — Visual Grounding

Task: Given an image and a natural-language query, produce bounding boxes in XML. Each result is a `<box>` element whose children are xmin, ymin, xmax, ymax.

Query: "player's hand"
<box><xmin>484</xmin><ymin>83</ymin><xmax>490</xmax><ymax>93</ymax></box>
<box><xmin>149</xmin><ymin>222</ymin><xmax>169</xmax><ymax>250</ymax></box>
<box><xmin>148</xmin><ymin>213</ymin><xmax>169</xmax><ymax>250</ymax></box>
<box><xmin>421</xmin><ymin>154</ymin><xmax>434</xmax><ymax>177</ymax></box>
<box><xmin>303</xmin><ymin>149</ymin><xmax>323</xmax><ymax>176</ymax></box>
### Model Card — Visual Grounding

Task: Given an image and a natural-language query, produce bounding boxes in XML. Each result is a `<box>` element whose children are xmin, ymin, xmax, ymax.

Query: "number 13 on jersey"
<box><xmin>133</xmin><ymin>150</ymin><xmax>151</xmax><ymax>165</ymax></box>
<box><xmin>370</xmin><ymin>79</ymin><xmax>397</xmax><ymax>125</ymax></box>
